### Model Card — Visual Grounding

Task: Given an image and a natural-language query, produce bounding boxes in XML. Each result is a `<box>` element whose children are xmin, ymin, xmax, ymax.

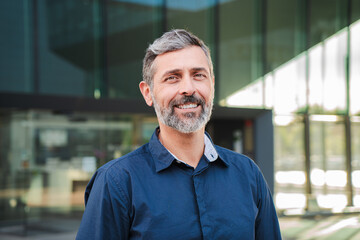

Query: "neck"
<box><xmin>158</xmin><ymin>123</ymin><xmax>205</xmax><ymax>168</ymax></box>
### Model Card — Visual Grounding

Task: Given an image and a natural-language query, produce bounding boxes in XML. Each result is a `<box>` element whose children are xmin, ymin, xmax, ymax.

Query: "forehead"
<box><xmin>152</xmin><ymin>46</ymin><xmax>210</xmax><ymax>77</ymax></box>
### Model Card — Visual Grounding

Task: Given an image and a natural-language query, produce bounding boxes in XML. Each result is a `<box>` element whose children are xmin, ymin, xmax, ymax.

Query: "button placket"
<box><xmin>192</xmin><ymin>171</ymin><xmax>212</xmax><ymax>239</ymax></box>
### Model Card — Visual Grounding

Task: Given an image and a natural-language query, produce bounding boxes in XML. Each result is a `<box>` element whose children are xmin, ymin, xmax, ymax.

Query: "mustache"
<box><xmin>169</xmin><ymin>95</ymin><xmax>205</xmax><ymax>107</ymax></box>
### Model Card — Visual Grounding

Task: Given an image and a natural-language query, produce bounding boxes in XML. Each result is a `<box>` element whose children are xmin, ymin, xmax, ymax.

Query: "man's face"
<box><xmin>149</xmin><ymin>46</ymin><xmax>214</xmax><ymax>133</ymax></box>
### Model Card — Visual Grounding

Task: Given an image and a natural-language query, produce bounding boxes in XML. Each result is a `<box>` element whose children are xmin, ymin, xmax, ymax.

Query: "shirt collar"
<box><xmin>148</xmin><ymin>127</ymin><xmax>227</xmax><ymax>172</ymax></box>
<box><xmin>204</xmin><ymin>132</ymin><xmax>218</xmax><ymax>162</ymax></box>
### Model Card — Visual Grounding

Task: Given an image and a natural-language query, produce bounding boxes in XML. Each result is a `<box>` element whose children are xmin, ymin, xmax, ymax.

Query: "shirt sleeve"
<box><xmin>255</xmin><ymin>168</ymin><xmax>282</xmax><ymax>240</ymax></box>
<box><xmin>76</xmin><ymin>167</ymin><xmax>131</xmax><ymax>240</ymax></box>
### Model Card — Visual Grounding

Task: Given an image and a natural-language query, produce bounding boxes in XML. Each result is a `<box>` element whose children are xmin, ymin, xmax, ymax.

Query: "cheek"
<box><xmin>154</xmin><ymin>89</ymin><xmax>174</xmax><ymax>107</ymax></box>
<box><xmin>163</xmin><ymin>85</ymin><xmax>180</xmax><ymax>98</ymax></box>
<box><xmin>198</xmin><ymin>85</ymin><xmax>213</xmax><ymax>101</ymax></box>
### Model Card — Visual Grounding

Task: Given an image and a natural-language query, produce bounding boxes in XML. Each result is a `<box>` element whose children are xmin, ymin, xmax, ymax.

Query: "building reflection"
<box><xmin>1</xmin><ymin>0</ymin><xmax>360</xmax><ymax>237</ymax></box>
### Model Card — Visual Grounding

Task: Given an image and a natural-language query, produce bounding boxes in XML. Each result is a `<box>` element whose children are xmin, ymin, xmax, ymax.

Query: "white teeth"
<box><xmin>178</xmin><ymin>104</ymin><xmax>197</xmax><ymax>109</ymax></box>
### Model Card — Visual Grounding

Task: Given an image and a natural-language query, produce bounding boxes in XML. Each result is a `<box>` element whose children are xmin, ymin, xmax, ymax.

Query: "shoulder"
<box><xmin>214</xmin><ymin>145</ymin><xmax>272</xmax><ymax>202</ymax></box>
<box><xmin>88</xmin><ymin>143</ymin><xmax>152</xmax><ymax>190</ymax></box>
<box><xmin>98</xmin><ymin>143</ymin><xmax>151</xmax><ymax>174</ymax></box>
<box><xmin>214</xmin><ymin>145</ymin><xmax>266</xmax><ymax>187</ymax></box>
<box><xmin>215</xmin><ymin>145</ymin><xmax>259</xmax><ymax>172</ymax></box>
<box><xmin>85</xmin><ymin>144</ymin><xmax>152</xmax><ymax>202</ymax></box>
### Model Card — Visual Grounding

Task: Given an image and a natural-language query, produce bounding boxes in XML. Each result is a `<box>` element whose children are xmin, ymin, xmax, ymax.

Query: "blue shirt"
<box><xmin>76</xmin><ymin>129</ymin><xmax>282</xmax><ymax>240</ymax></box>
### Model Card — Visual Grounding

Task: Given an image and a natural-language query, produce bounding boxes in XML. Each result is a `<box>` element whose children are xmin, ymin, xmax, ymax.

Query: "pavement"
<box><xmin>0</xmin><ymin>213</ymin><xmax>360</xmax><ymax>239</ymax></box>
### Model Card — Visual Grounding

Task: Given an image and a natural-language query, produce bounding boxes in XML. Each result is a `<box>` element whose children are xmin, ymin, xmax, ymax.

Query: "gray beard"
<box><xmin>151</xmin><ymin>92</ymin><xmax>213</xmax><ymax>134</ymax></box>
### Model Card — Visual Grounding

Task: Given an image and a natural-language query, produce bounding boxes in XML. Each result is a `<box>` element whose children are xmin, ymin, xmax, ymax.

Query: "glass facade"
<box><xmin>1</xmin><ymin>0</ymin><xmax>360</xmax><ymax>236</ymax></box>
<box><xmin>309</xmin><ymin>116</ymin><xmax>347</xmax><ymax>210</ymax></box>
<box><xmin>218</xmin><ymin>0</ymin><xmax>360</xmax><ymax>214</ymax></box>
<box><xmin>106</xmin><ymin>0</ymin><xmax>163</xmax><ymax>99</ymax></box>
<box><xmin>266</xmin><ymin>0</ymin><xmax>305</xmax><ymax>71</ymax></box>
<box><xmin>274</xmin><ymin>116</ymin><xmax>306</xmax><ymax>211</ymax></box>
<box><xmin>0</xmin><ymin>109</ymin><xmax>157</xmax><ymax>228</ymax></box>
<box><xmin>0</xmin><ymin>1</ymin><xmax>34</xmax><ymax>93</ymax></box>
<box><xmin>350</xmin><ymin>18</ymin><xmax>360</xmax><ymax>115</ymax></box>
<box><xmin>353</xmin><ymin>117</ymin><xmax>360</xmax><ymax>207</ymax></box>
<box><xmin>218</xmin><ymin>0</ymin><xmax>261</xmax><ymax>101</ymax></box>
<box><xmin>166</xmin><ymin>0</ymin><xmax>215</xmax><ymax>45</ymax></box>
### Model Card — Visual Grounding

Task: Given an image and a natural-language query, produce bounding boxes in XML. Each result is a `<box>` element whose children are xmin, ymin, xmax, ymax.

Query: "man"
<box><xmin>76</xmin><ymin>29</ymin><xmax>282</xmax><ymax>239</ymax></box>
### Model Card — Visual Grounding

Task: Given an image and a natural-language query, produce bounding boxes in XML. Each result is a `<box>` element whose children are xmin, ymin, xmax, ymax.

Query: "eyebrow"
<box><xmin>162</xmin><ymin>69</ymin><xmax>182</xmax><ymax>78</ymax></box>
<box><xmin>161</xmin><ymin>67</ymin><xmax>209</xmax><ymax>78</ymax></box>
<box><xmin>191</xmin><ymin>67</ymin><xmax>209</xmax><ymax>74</ymax></box>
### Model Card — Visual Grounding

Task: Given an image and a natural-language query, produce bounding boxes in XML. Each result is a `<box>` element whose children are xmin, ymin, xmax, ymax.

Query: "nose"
<box><xmin>179</xmin><ymin>75</ymin><xmax>195</xmax><ymax>96</ymax></box>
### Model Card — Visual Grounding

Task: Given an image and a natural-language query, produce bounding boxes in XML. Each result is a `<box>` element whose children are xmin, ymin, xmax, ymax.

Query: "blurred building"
<box><xmin>0</xmin><ymin>0</ymin><xmax>360</xmax><ymax>234</ymax></box>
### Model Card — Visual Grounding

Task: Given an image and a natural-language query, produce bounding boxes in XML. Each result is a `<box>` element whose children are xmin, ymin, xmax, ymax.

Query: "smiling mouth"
<box><xmin>176</xmin><ymin>103</ymin><xmax>199</xmax><ymax>109</ymax></box>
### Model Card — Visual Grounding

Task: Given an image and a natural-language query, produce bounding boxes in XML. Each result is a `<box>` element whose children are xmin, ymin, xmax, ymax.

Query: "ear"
<box><xmin>139</xmin><ymin>81</ymin><xmax>153</xmax><ymax>107</ymax></box>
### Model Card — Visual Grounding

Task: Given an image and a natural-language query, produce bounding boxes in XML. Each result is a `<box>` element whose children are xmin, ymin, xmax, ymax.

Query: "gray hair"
<box><xmin>142</xmin><ymin>29</ymin><xmax>214</xmax><ymax>88</ymax></box>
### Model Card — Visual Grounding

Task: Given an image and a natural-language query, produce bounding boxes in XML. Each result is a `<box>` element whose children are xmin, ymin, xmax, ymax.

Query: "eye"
<box><xmin>194</xmin><ymin>73</ymin><xmax>206</xmax><ymax>80</ymax></box>
<box><xmin>164</xmin><ymin>75</ymin><xmax>179</xmax><ymax>82</ymax></box>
